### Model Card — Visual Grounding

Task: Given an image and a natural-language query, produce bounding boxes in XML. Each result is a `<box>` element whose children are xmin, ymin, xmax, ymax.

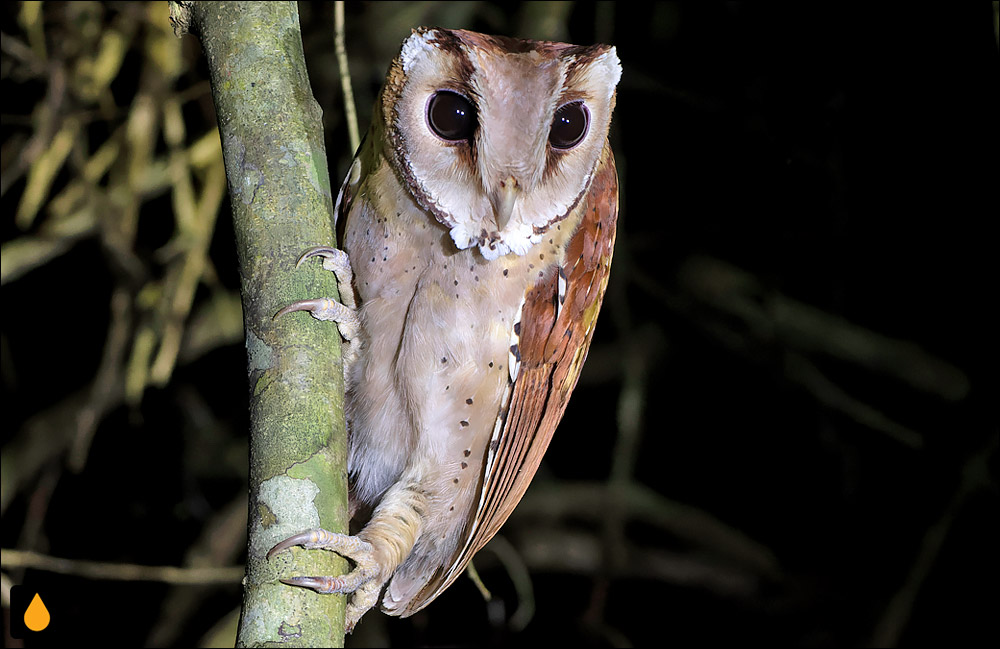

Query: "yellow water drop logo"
<box><xmin>24</xmin><ymin>592</ymin><xmax>51</xmax><ymax>631</ymax></box>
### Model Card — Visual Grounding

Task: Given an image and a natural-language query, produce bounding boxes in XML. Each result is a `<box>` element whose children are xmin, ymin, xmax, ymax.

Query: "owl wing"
<box><xmin>399</xmin><ymin>143</ymin><xmax>619</xmax><ymax>616</ymax></box>
<box><xmin>333</xmin><ymin>135</ymin><xmax>366</xmax><ymax>245</ymax></box>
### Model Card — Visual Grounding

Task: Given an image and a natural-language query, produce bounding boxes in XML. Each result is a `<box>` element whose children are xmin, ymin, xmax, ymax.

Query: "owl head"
<box><xmin>379</xmin><ymin>28</ymin><xmax>621</xmax><ymax>260</ymax></box>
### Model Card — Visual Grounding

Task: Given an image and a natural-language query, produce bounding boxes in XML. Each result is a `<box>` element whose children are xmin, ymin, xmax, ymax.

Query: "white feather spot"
<box><xmin>507</xmin><ymin>294</ymin><xmax>526</xmax><ymax>382</ymax></box>
<box><xmin>400</xmin><ymin>30</ymin><xmax>436</xmax><ymax>73</ymax></box>
<box><xmin>348</xmin><ymin>157</ymin><xmax>362</xmax><ymax>186</ymax></box>
<box><xmin>477</xmin><ymin>221</ymin><xmax>543</xmax><ymax>260</ymax></box>
<box><xmin>449</xmin><ymin>222</ymin><xmax>477</xmax><ymax>251</ymax></box>
<box><xmin>508</xmin><ymin>346</ymin><xmax>520</xmax><ymax>383</ymax></box>
<box><xmin>557</xmin><ymin>266</ymin><xmax>567</xmax><ymax>320</ymax></box>
<box><xmin>479</xmin><ymin>240</ymin><xmax>506</xmax><ymax>261</ymax></box>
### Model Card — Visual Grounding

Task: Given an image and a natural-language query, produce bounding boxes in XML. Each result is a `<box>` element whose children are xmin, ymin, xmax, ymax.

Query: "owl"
<box><xmin>269</xmin><ymin>27</ymin><xmax>621</xmax><ymax>631</ymax></box>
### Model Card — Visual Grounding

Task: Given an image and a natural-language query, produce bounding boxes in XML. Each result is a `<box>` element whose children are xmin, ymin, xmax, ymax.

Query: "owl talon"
<box><xmin>274</xmin><ymin>297</ymin><xmax>359</xmax><ymax>335</ymax></box>
<box><xmin>269</xmin><ymin>528</ymin><xmax>383</xmax><ymax>632</ymax></box>
<box><xmin>268</xmin><ymin>528</ymin><xmax>374</xmax><ymax>563</ymax></box>
<box><xmin>295</xmin><ymin>244</ymin><xmax>344</xmax><ymax>267</ymax></box>
<box><xmin>278</xmin><ymin>575</ymin><xmax>380</xmax><ymax>633</ymax></box>
<box><xmin>279</xmin><ymin>575</ymin><xmax>359</xmax><ymax>595</ymax></box>
<box><xmin>295</xmin><ymin>245</ymin><xmax>357</xmax><ymax>309</ymax></box>
<box><xmin>280</xmin><ymin>246</ymin><xmax>361</xmax><ymax>381</ymax></box>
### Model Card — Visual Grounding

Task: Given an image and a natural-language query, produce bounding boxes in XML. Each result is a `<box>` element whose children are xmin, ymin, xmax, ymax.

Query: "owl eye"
<box><xmin>549</xmin><ymin>101</ymin><xmax>590</xmax><ymax>150</ymax></box>
<box><xmin>427</xmin><ymin>91</ymin><xmax>477</xmax><ymax>142</ymax></box>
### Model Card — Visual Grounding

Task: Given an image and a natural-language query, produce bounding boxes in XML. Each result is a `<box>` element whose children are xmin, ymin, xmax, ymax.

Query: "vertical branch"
<box><xmin>334</xmin><ymin>1</ymin><xmax>360</xmax><ymax>154</ymax></box>
<box><xmin>170</xmin><ymin>2</ymin><xmax>348</xmax><ymax>646</ymax></box>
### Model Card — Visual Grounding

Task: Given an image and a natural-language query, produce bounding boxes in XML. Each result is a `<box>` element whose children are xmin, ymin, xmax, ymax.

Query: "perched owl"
<box><xmin>270</xmin><ymin>27</ymin><xmax>622</xmax><ymax>631</ymax></box>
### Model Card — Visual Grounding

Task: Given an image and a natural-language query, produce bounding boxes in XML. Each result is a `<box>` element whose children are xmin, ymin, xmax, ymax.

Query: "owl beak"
<box><xmin>492</xmin><ymin>176</ymin><xmax>519</xmax><ymax>232</ymax></box>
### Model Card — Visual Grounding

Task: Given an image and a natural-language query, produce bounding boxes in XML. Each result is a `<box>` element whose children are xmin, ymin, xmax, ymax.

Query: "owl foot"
<box><xmin>275</xmin><ymin>296</ymin><xmax>360</xmax><ymax>341</ymax></box>
<box><xmin>294</xmin><ymin>246</ymin><xmax>357</xmax><ymax>309</ymax></box>
<box><xmin>268</xmin><ymin>528</ymin><xmax>384</xmax><ymax>633</ymax></box>
<box><xmin>276</xmin><ymin>246</ymin><xmax>360</xmax><ymax>378</ymax></box>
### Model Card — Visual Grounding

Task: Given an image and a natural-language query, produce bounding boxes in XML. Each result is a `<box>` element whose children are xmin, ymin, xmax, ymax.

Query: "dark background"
<box><xmin>2</xmin><ymin>2</ymin><xmax>996</xmax><ymax>647</ymax></box>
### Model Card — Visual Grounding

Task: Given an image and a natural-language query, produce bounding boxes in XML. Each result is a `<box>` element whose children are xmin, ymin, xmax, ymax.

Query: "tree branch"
<box><xmin>171</xmin><ymin>2</ymin><xmax>349</xmax><ymax>646</ymax></box>
<box><xmin>0</xmin><ymin>549</ymin><xmax>243</xmax><ymax>584</ymax></box>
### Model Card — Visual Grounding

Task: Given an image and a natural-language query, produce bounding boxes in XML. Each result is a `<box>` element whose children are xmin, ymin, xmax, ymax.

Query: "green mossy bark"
<box><xmin>172</xmin><ymin>2</ymin><xmax>348</xmax><ymax>646</ymax></box>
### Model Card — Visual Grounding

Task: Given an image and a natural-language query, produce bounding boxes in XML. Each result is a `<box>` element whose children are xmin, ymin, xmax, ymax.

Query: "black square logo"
<box><xmin>8</xmin><ymin>585</ymin><xmax>59</xmax><ymax>640</ymax></box>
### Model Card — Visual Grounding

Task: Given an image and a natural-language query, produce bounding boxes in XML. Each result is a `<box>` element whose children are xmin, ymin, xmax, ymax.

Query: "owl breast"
<box><xmin>341</xmin><ymin>156</ymin><xmax>582</xmax><ymax>558</ymax></box>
